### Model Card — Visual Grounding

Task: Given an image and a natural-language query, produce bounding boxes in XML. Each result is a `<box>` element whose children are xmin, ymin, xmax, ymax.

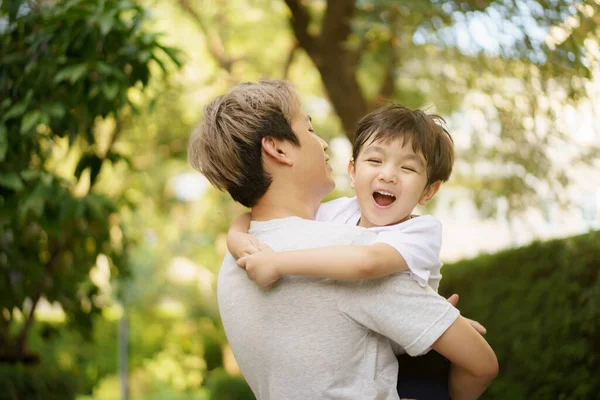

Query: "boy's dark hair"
<box><xmin>352</xmin><ymin>104</ymin><xmax>454</xmax><ymax>186</ymax></box>
<box><xmin>188</xmin><ymin>80</ymin><xmax>301</xmax><ymax>207</ymax></box>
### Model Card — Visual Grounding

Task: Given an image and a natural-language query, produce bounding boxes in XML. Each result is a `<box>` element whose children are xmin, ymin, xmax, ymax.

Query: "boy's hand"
<box><xmin>446</xmin><ymin>294</ymin><xmax>487</xmax><ymax>335</ymax></box>
<box><xmin>229</xmin><ymin>233</ymin><xmax>261</xmax><ymax>260</ymax></box>
<box><xmin>237</xmin><ymin>244</ymin><xmax>281</xmax><ymax>288</ymax></box>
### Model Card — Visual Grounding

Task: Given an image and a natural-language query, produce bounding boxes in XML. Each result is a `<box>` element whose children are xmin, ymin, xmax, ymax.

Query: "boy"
<box><xmin>228</xmin><ymin>103</ymin><xmax>483</xmax><ymax>399</ymax></box>
<box><xmin>229</xmin><ymin>104</ymin><xmax>452</xmax><ymax>292</ymax></box>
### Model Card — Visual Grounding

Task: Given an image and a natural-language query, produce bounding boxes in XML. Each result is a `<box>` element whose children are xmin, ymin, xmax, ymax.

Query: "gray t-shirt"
<box><xmin>217</xmin><ymin>217</ymin><xmax>459</xmax><ymax>400</ymax></box>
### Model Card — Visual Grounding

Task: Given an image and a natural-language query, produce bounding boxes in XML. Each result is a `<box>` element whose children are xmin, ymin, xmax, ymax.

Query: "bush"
<box><xmin>440</xmin><ymin>231</ymin><xmax>600</xmax><ymax>400</ymax></box>
<box><xmin>0</xmin><ymin>364</ymin><xmax>80</xmax><ymax>400</ymax></box>
<box><xmin>206</xmin><ymin>368</ymin><xmax>255</xmax><ymax>400</ymax></box>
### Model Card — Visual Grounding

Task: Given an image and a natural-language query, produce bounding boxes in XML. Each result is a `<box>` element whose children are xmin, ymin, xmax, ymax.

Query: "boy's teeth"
<box><xmin>375</xmin><ymin>190</ymin><xmax>395</xmax><ymax>198</ymax></box>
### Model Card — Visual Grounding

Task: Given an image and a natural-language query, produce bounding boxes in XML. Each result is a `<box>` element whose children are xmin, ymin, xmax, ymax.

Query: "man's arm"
<box><xmin>226</xmin><ymin>213</ymin><xmax>260</xmax><ymax>260</ymax></box>
<box><xmin>237</xmin><ymin>243</ymin><xmax>408</xmax><ymax>287</ymax></box>
<box><xmin>430</xmin><ymin>316</ymin><xmax>499</xmax><ymax>400</ymax></box>
<box><xmin>337</xmin><ymin>276</ymin><xmax>495</xmax><ymax>399</ymax></box>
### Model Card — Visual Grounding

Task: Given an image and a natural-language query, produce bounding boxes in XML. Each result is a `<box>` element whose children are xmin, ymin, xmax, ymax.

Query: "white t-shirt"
<box><xmin>316</xmin><ymin>196</ymin><xmax>443</xmax><ymax>291</ymax></box>
<box><xmin>218</xmin><ymin>217</ymin><xmax>459</xmax><ymax>400</ymax></box>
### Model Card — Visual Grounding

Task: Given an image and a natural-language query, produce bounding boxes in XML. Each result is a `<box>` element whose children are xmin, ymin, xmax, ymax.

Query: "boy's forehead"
<box><xmin>360</xmin><ymin>136</ymin><xmax>426</xmax><ymax>161</ymax></box>
<box><xmin>361</xmin><ymin>135</ymin><xmax>411</xmax><ymax>152</ymax></box>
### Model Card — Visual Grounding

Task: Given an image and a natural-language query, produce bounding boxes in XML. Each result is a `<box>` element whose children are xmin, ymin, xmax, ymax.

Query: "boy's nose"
<box><xmin>378</xmin><ymin>171</ymin><xmax>397</xmax><ymax>184</ymax></box>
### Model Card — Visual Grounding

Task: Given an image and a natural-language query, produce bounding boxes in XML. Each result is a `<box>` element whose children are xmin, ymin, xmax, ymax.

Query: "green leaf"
<box><xmin>0</xmin><ymin>172</ymin><xmax>24</xmax><ymax>191</ymax></box>
<box><xmin>74</xmin><ymin>154</ymin><xmax>103</xmax><ymax>185</ymax></box>
<box><xmin>101</xmin><ymin>82</ymin><xmax>119</xmax><ymax>100</ymax></box>
<box><xmin>0</xmin><ymin>98</ymin><xmax>12</xmax><ymax>111</ymax></box>
<box><xmin>20</xmin><ymin>169</ymin><xmax>39</xmax><ymax>182</ymax></box>
<box><xmin>0</xmin><ymin>124</ymin><xmax>7</xmax><ymax>162</ymax></box>
<box><xmin>19</xmin><ymin>182</ymin><xmax>46</xmax><ymax>217</ymax></box>
<box><xmin>20</xmin><ymin>110</ymin><xmax>42</xmax><ymax>135</ymax></box>
<box><xmin>42</xmin><ymin>103</ymin><xmax>66</xmax><ymax>119</ymax></box>
<box><xmin>54</xmin><ymin>64</ymin><xmax>88</xmax><ymax>84</ymax></box>
<box><xmin>98</xmin><ymin>15</ymin><xmax>114</xmax><ymax>36</ymax></box>
<box><xmin>3</xmin><ymin>102</ymin><xmax>27</xmax><ymax>120</ymax></box>
<box><xmin>158</xmin><ymin>45</ymin><xmax>183</xmax><ymax>67</ymax></box>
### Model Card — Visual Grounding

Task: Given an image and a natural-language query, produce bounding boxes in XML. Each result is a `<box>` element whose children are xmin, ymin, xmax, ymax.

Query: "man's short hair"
<box><xmin>352</xmin><ymin>104</ymin><xmax>454</xmax><ymax>186</ymax></box>
<box><xmin>188</xmin><ymin>80</ymin><xmax>301</xmax><ymax>207</ymax></box>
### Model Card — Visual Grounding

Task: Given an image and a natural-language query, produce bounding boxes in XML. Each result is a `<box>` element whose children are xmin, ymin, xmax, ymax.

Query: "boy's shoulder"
<box><xmin>369</xmin><ymin>214</ymin><xmax>441</xmax><ymax>234</ymax></box>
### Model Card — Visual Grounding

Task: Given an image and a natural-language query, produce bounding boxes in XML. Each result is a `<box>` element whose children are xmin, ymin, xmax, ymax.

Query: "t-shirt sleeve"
<box><xmin>375</xmin><ymin>215</ymin><xmax>442</xmax><ymax>290</ymax></box>
<box><xmin>315</xmin><ymin>197</ymin><xmax>354</xmax><ymax>222</ymax></box>
<box><xmin>337</xmin><ymin>275</ymin><xmax>460</xmax><ymax>356</ymax></box>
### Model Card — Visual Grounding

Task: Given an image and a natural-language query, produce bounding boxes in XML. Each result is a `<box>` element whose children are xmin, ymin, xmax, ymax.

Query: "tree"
<box><xmin>175</xmin><ymin>0</ymin><xmax>600</xmax><ymax>215</ymax></box>
<box><xmin>0</xmin><ymin>0</ymin><xmax>180</xmax><ymax>363</ymax></box>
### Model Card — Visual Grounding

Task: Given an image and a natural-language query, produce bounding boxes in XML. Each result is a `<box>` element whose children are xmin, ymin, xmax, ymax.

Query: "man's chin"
<box><xmin>321</xmin><ymin>180</ymin><xmax>336</xmax><ymax>198</ymax></box>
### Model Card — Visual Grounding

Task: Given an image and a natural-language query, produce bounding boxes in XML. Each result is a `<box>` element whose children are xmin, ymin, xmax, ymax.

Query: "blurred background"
<box><xmin>1</xmin><ymin>0</ymin><xmax>599</xmax><ymax>399</ymax></box>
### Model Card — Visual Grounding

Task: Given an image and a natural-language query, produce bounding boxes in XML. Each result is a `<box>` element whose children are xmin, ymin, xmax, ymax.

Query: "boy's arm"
<box><xmin>430</xmin><ymin>316</ymin><xmax>499</xmax><ymax>400</ymax></box>
<box><xmin>237</xmin><ymin>243</ymin><xmax>408</xmax><ymax>288</ymax></box>
<box><xmin>226</xmin><ymin>213</ymin><xmax>260</xmax><ymax>260</ymax></box>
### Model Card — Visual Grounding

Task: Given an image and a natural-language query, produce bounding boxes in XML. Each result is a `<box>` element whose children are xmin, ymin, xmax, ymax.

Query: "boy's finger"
<box><xmin>244</xmin><ymin>245</ymin><xmax>260</xmax><ymax>255</ymax></box>
<box><xmin>446</xmin><ymin>293</ymin><xmax>459</xmax><ymax>307</ymax></box>
<box><xmin>467</xmin><ymin>318</ymin><xmax>487</xmax><ymax>335</ymax></box>
<box><xmin>237</xmin><ymin>257</ymin><xmax>247</xmax><ymax>269</ymax></box>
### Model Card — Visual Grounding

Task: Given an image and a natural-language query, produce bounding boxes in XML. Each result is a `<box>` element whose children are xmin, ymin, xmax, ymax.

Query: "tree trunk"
<box><xmin>312</xmin><ymin>52</ymin><xmax>367</xmax><ymax>142</ymax></box>
<box><xmin>285</xmin><ymin>0</ymin><xmax>368</xmax><ymax>142</ymax></box>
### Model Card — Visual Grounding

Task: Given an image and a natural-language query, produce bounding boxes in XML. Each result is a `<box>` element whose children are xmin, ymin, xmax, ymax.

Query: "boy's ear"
<box><xmin>419</xmin><ymin>181</ymin><xmax>441</xmax><ymax>205</ymax></box>
<box><xmin>347</xmin><ymin>158</ymin><xmax>356</xmax><ymax>189</ymax></box>
<box><xmin>261</xmin><ymin>137</ymin><xmax>293</xmax><ymax>166</ymax></box>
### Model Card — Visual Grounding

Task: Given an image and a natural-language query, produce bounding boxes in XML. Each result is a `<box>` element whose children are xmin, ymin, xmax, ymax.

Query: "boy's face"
<box><xmin>350</xmin><ymin>136</ymin><xmax>440</xmax><ymax>228</ymax></box>
<box><xmin>289</xmin><ymin>112</ymin><xmax>335</xmax><ymax>198</ymax></box>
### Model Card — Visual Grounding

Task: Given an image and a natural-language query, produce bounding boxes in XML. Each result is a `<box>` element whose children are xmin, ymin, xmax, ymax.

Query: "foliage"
<box><xmin>440</xmin><ymin>230</ymin><xmax>600</xmax><ymax>399</ymax></box>
<box><xmin>0</xmin><ymin>0</ymin><xmax>180</xmax><ymax>360</ymax></box>
<box><xmin>0</xmin><ymin>363</ymin><xmax>80</xmax><ymax>400</ymax></box>
<box><xmin>174</xmin><ymin>0</ymin><xmax>600</xmax><ymax>216</ymax></box>
<box><xmin>206</xmin><ymin>368</ymin><xmax>255</xmax><ymax>400</ymax></box>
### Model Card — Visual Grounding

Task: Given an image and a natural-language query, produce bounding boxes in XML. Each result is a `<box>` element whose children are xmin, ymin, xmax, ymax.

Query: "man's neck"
<box><xmin>251</xmin><ymin>189</ymin><xmax>321</xmax><ymax>221</ymax></box>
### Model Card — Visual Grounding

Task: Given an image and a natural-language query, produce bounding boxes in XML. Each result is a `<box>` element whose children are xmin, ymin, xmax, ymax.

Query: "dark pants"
<box><xmin>397</xmin><ymin>351</ymin><xmax>451</xmax><ymax>400</ymax></box>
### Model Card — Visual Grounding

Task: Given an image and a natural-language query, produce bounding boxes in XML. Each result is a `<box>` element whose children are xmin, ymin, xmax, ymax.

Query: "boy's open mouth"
<box><xmin>373</xmin><ymin>190</ymin><xmax>396</xmax><ymax>207</ymax></box>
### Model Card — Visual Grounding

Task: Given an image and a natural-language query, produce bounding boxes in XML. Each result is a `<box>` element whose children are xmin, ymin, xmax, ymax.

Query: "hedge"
<box><xmin>0</xmin><ymin>364</ymin><xmax>80</xmax><ymax>400</ymax></box>
<box><xmin>439</xmin><ymin>230</ymin><xmax>600</xmax><ymax>400</ymax></box>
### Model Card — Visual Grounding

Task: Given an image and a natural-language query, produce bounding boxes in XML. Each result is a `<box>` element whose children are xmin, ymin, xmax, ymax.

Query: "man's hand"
<box><xmin>237</xmin><ymin>244</ymin><xmax>281</xmax><ymax>288</ymax></box>
<box><xmin>447</xmin><ymin>294</ymin><xmax>487</xmax><ymax>335</ymax></box>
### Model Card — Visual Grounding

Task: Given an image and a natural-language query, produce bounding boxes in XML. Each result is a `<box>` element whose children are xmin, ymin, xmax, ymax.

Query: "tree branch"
<box><xmin>374</xmin><ymin>13</ymin><xmax>401</xmax><ymax>106</ymax></box>
<box><xmin>320</xmin><ymin>0</ymin><xmax>355</xmax><ymax>46</ymax></box>
<box><xmin>284</xmin><ymin>0</ymin><xmax>319</xmax><ymax>55</ymax></box>
<box><xmin>375</xmin><ymin>47</ymin><xmax>398</xmax><ymax>104</ymax></box>
<box><xmin>351</xmin><ymin>34</ymin><xmax>370</xmax><ymax>67</ymax></box>
<box><xmin>178</xmin><ymin>0</ymin><xmax>234</xmax><ymax>72</ymax></box>
<box><xmin>15</xmin><ymin>244</ymin><xmax>63</xmax><ymax>353</ymax></box>
<box><xmin>282</xmin><ymin>41</ymin><xmax>299</xmax><ymax>78</ymax></box>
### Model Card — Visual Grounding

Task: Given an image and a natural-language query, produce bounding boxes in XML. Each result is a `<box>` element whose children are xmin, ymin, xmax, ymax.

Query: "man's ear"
<box><xmin>347</xmin><ymin>158</ymin><xmax>356</xmax><ymax>189</ymax></box>
<box><xmin>419</xmin><ymin>181</ymin><xmax>441</xmax><ymax>205</ymax></box>
<box><xmin>261</xmin><ymin>137</ymin><xmax>293</xmax><ymax>166</ymax></box>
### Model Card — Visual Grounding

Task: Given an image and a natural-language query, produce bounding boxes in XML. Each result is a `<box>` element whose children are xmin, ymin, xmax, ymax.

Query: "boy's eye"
<box><xmin>366</xmin><ymin>159</ymin><xmax>382</xmax><ymax>164</ymax></box>
<box><xmin>402</xmin><ymin>167</ymin><xmax>416</xmax><ymax>172</ymax></box>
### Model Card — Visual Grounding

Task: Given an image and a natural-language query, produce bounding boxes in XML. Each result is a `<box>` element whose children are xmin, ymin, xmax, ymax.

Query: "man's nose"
<box><xmin>319</xmin><ymin>136</ymin><xmax>329</xmax><ymax>151</ymax></box>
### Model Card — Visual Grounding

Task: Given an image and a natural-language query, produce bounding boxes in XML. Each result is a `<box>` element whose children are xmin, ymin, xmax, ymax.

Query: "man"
<box><xmin>189</xmin><ymin>80</ymin><xmax>498</xmax><ymax>399</ymax></box>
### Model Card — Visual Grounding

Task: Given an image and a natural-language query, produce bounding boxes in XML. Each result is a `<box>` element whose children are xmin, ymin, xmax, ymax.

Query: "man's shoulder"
<box><xmin>249</xmin><ymin>217</ymin><xmax>375</xmax><ymax>250</ymax></box>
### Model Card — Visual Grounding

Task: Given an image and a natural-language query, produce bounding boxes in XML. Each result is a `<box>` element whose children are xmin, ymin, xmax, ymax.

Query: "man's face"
<box><xmin>350</xmin><ymin>136</ymin><xmax>434</xmax><ymax>228</ymax></box>
<box><xmin>289</xmin><ymin>112</ymin><xmax>335</xmax><ymax>198</ymax></box>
